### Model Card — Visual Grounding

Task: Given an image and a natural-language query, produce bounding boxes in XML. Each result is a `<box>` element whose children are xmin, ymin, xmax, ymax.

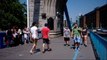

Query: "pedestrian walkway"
<box><xmin>0</xmin><ymin>36</ymin><xmax>95</xmax><ymax>60</ymax></box>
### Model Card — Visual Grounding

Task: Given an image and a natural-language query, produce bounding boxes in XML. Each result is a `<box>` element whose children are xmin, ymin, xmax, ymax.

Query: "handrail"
<box><xmin>90</xmin><ymin>31</ymin><xmax>107</xmax><ymax>60</ymax></box>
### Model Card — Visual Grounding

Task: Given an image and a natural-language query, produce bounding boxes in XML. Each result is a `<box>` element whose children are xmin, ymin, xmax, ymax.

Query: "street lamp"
<box><xmin>56</xmin><ymin>12</ymin><xmax>60</xmax><ymax>28</ymax></box>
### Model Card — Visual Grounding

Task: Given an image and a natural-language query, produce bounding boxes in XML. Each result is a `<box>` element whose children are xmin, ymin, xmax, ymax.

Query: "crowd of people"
<box><xmin>63</xmin><ymin>23</ymin><xmax>88</xmax><ymax>50</ymax></box>
<box><xmin>4</xmin><ymin>22</ymin><xmax>88</xmax><ymax>54</ymax></box>
<box><xmin>4</xmin><ymin>26</ymin><xmax>30</xmax><ymax>47</ymax></box>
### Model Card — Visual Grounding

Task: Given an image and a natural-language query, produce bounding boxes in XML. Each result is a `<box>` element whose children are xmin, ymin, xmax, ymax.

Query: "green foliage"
<box><xmin>0</xmin><ymin>0</ymin><xmax>27</xmax><ymax>30</ymax></box>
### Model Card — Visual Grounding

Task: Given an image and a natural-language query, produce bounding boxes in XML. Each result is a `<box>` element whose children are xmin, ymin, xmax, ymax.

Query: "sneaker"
<box><xmin>77</xmin><ymin>47</ymin><xmax>80</xmax><ymax>50</ymax></box>
<box><xmin>67</xmin><ymin>44</ymin><xmax>70</xmax><ymax>46</ymax></box>
<box><xmin>73</xmin><ymin>46</ymin><xmax>75</xmax><ymax>49</ymax></box>
<box><xmin>47</xmin><ymin>48</ymin><xmax>52</xmax><ymax>51</ymax></box>
<box><xmin>30</xmin><ymin>51</ymin><xmax>34</xmax><ymax>55</ymax></box>
<box><xmin>64</xmin><ymin>44</ymin><xmax>67</xmax><ymax>46</ymax></box>
<box><xmin>42</xmin><ymin>51</ymin><xmax>45</xmax><ymax>53</ymax></box>
<box><xmin>84</xmin><ymin>44</ymin><xmax>87</xmax><ymax>47</ymax></box>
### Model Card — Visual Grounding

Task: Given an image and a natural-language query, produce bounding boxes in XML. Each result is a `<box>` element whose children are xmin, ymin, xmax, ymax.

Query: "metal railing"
<box><xmin>90</xmin><ymin>31</ymin><xmax>107</xmax><ymax>60</ymax></box>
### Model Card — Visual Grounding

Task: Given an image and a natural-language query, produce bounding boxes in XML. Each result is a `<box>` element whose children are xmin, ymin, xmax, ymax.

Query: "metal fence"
<box><xmin>90</xmin><ymin>31</ymin><xmax>107</xmax><ymax>60</ymax></box>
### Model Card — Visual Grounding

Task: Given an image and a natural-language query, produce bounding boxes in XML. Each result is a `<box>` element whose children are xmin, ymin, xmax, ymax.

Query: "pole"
<box><xmin>27</xmin><ymin>0</ymin><xmax>30</xmax><ymax>28</ymax></box>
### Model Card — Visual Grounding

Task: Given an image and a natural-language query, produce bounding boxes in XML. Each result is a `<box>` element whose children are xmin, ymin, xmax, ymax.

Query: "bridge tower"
<box><xmin>27</xmin><ymin>0</ymin><xmax>68</xmax><ymax>37</ymax></box>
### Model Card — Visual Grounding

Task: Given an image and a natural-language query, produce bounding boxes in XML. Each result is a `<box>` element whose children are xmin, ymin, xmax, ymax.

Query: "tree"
<box><xmin>0</xmin><ymin>0</ymin><xmax>27</xmax><ymax>30</ymax></box>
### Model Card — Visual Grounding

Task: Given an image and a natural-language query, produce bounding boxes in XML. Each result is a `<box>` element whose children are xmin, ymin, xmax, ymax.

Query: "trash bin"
<box><xmin>0</xmin><ymin>31</ymin><xmax>6</xmax><ymax>48</ymax></box>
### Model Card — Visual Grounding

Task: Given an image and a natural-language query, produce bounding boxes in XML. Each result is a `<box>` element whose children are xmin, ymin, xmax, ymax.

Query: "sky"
<box><xmin>19</xmin><ymin>0</ymin><xmax>107</xmax><ymax>22</ymax></box>
<box><xmin>67</xmin><ymin>0</ymin><xmax>107</xmax><ymax>22</ymax></box>
<box><xmin>19</xmin><ymin>0</ymin><xmax>26</xmax><ymax>4</ymax></box>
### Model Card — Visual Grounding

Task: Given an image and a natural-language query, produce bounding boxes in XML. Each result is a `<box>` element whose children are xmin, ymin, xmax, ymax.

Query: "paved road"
<box><xmin>0</xmin><ymin>36</ymin><xmax>95</xmax><ymax>60</ymax></box>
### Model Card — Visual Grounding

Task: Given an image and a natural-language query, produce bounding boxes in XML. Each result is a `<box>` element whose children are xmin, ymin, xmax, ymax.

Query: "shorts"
<box><xmin>73</xmin><ymin>36</ymin><xmax>81</xmax><ymax>43</ymax></box>
<box><xmin>31</xmin><ymin>38</ymin><xmax>38</xmax><ymax>44</ymax></box>
<box><xmin>43</xmin><ymin>38</ymin><xmax>50</xmax><ymax>44</ymax></box>
<box><xmin>64</xmin><ymin>37</ymin><xmax>70</xmax><ymax>41</ymax></box>
<box><xmin>31</xmin><ymin>35</ymin><xmax>38</xmax><ymax>40</ymax></box>
<box><xmin>31</xmin><ymin>35</ymin><xmax>38</xmax><ymax>44</ymax></box>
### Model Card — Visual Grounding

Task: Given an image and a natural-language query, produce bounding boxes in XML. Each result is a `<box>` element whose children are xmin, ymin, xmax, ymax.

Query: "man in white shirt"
<box><xmin>63</xmin><ymin>27</ymin><xmax>71</xmax><ymax>46</ymax></box>
<box><xmin>30</xmin><ymin>22</ymin><xmax>38</xmax><ymax>54</ymax></box>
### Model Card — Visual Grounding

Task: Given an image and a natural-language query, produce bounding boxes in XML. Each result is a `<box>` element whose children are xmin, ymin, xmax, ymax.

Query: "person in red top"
<box><xmin>41</xmin><ymin>23</ymin><xmax>51</xmax><ymax>53</ymax></box>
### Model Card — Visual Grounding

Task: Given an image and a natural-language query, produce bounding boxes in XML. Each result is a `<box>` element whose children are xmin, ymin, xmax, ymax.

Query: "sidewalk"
<box><xmin>0</xmin><ymin>36</ymin><xmax>95</xmax><ymax>60</ymax></box>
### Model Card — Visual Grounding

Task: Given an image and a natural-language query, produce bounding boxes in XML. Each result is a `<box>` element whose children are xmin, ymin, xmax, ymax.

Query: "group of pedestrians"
<box><xmin>30</xmin><ymin>22</ymin><xmax>51</xmax><ymax>54</ymax></box>
<box><xmin>63</xmin><ymin>23</ymin><xmax>88</xmax><ymax>50</ymax></box>
<box><xmin>29</xmin><ymin>22</ymin><xmax>88</xmax><ymax>54</ymax></box>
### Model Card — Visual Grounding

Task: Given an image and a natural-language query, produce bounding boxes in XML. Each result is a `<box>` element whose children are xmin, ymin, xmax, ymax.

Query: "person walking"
<box><xmin>41</xmin><ymin>23</ymin><xmax>52</xmax><ymax>53</ymax></box>
<box><xmin>63</xmin><ymin>27</ymin><xmax>70</xmax><ymax>46</ymax></box>
<box><xmin>81</xmin><ymin>27</ymin><xmax>88</xmax><ymax>47</ymax></box>
<box><xmin>72</xmin><ymin>23</ymin><xmax>82</xmax><ymax>50</ymax></box>
<box><xmin>30</xmin><ymin>22</ymin><xmax>38</xmax><ymax>54</ymax></box>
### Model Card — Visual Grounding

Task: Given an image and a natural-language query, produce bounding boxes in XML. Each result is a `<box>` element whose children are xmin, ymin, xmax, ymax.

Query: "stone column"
<box><xmin>96</xmin><ymin>10</ymin><xmax>100</xmax><ymax>29</ymax></box>
<box><xmin>28</xmin><ymin>0</ymin><xmax>35</xmax><ymax>27</ymax></box>
<box><xmin>39</xmin><ymin>0</ymin><xmax>47</xmax><ymax>29</ymax></box>
<box><xmin>83</xmin><ymin>16</ymin><xmax>86</xmax><ymax>28</ymax></box>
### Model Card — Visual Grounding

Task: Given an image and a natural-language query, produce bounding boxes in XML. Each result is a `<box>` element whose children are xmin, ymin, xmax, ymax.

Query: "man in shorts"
<box><xmin>63</xmin><ymin>27</ymin><xmax>70</xmax><ymax>46</ymax></box>
<box><xmin>30</xmin><ymin>22</ymin><xmax>38</xmax><ymax>54</ymax></box>
<box><xmin>41</xmin><ymin>23</ymin><xmax>51</xmax><ymax>53</ymax></box>
<box><xmin>72</xmin><ymin>23</ymin><xmax>82</xmax><ymax>50</ymax></box>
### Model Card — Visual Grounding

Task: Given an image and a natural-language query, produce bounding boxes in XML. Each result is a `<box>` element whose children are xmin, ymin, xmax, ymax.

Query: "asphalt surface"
<box><xmin>0</xmin><ymin>36</ymin><xmax>95</xmax><ymax>60</ymax></box>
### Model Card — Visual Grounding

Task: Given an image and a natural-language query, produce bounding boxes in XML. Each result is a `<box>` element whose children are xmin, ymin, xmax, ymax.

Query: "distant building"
<box><xmin>79</xmin><ymin>4</ymin><xmax>107</xmax><ymax>29</ymax></box>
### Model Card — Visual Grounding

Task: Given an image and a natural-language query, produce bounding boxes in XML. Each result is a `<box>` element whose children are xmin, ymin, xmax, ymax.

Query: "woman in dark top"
<box><xmin>81</xmin><ymin>27</ymin><xmax>88</xmax><ymax>47</ymax></box>
<box><xmin>5</xmin><ymin>28</ymin><xmax>13</xmax><ymax>47</ymax></box>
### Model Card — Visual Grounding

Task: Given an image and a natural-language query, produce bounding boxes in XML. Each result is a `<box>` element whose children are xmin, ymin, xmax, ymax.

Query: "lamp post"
<box><xmin>56</xmin><ymin>12</ymin><xmax>61</xmax><ymax>30</ymax></box>
<box><xmin>56</xmin><ymin>11</ymin><xmax>63</xmax><ymax>36</ymax></box>
<box><xmin>27</xmin><ymin>0</ymin><xmax>30</xmax><ymax>28</ymax></box>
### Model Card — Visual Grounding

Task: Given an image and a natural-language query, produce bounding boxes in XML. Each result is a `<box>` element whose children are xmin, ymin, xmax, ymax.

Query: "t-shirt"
<box><xmin>64</xmin><ymin>28</ymin><xmax>70</xmax><ymax>38</ymax></box>
<box><xmin>30</xmin><ymin>26</ymin><xmax>38</xmax><ymax>39</ymax></box>
<box><xmin>82</xmin><ymin>28</ymin><xmax>87</xmax><ymax>35</ymax></box>
<box><xmin>72</xmin><ymin>27</ymin><xmax>81</xmax><ymax>36</ymax></box>
<box><xmin>41</xmin><ymin>27</ymin><xmax>50</xmax><ymax>39</ymax></box>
